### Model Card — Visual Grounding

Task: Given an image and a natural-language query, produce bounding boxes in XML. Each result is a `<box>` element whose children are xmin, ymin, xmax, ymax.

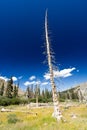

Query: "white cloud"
<box><xmin>12</xmin><ymin>76</ymin><xmax>17</xmax><ymax>81</ymax></box>
<box><xmin>24</xmin><ymin>79</ymin><xmax>49</xmax><ymax>87</ymax></box>
<box><xmin>44</xmin><ymin>67</ymin><xmax>76</xmax><ymax>80</ymax></box>
<box><xmin>35</xmin><ymin>81</ymin><xmax>41</xmax><ymax>85</ymax></box>
<box><xmin>18</xmin><ymin>76</ymin><xmax>23</xmax><ymax>79</ymax></box>
<box><xmin>24</xmin><ymin>81</ymin><xmax>29</xmax><ymax>86</ymax></box>
<box><xmin>63</xmin><ymin>73</ymin><xmax>72</xmax><ymax>78</ymax></box>
<box><xmin>0</xmin><ymin>76</ymin><xmax>9</xmax><ymax>81</ymax></box>
<box><xmin>41</xmin><ymin>82</ymin><xmax>49</xmax><ymax>86</ymax></box>
<box><xmin>55</xmin><ymin>68</ymin><xmax>76</xmax><ymax>78</ymax></box>
<box><xmin>44</xmin><ymin>73</ymin><xmax>50</xmax><ymax>80</ymax></box>
<box><xmin>24</xmin><ymin>80</ymin><xmax>41</xmax><ymax>86</ymax></box>
<box><xmin>0</xmin><ymin>76</ymin><xmax>18</xmax><ymax>82</ymax></box>
<box><xmin>29</xmin><ymin>76</ymin><xmax>36</xmax><ymax>81</ymax></box>
<box><xmin>24</xmin><ymin>81</ymin><xmax>35</xmax><ymax>86</ymax></box>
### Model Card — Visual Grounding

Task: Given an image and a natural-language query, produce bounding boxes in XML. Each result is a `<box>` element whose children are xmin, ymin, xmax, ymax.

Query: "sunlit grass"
<box><xmin>0</xmin><ymin>103</ymin><xmax>87</xmax><ymax>130</ymax></box>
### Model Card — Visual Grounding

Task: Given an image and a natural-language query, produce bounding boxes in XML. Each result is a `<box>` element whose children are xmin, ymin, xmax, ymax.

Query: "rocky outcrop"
<box><xmin>0</xmin><ymin>78</ymin><xmax>25</xmax><ymax>97</ymax></box>
<box><xmin>74</xmin><ymin>82</ymin><xmax>87</xmax><ymax>102</ymax></box>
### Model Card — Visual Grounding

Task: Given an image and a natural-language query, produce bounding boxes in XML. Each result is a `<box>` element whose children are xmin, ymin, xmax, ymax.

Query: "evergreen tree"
<box><xmin>6</xmin><ymin>77</ymin><xmax>13</xmax><ymax>98</ymax></box>
<box><xmin>49</xmin><ymin>90</ymin><xmax>52</xmax><ymax>98</ymax></box>
<box><xmin>0</xmin><ymin>83</ymin><xmax>4</xmax><ymax>96</ymax></box>
<box><xmin>30</xmin><ymin>84</ymin><xmax>34</xmax><ymax>98</ymax></box>
<box><xmin>35</xmin><ymin>84</ymin><xmax>39</xmax><ymax>107</ymax></box>
<box><xmin>27</xmin><ymin>86</ymin><xmax>31</xmax><ymax>98</ymax></box>
<box><xmin>42</xmin><ymin>89</ymin><xmax>45</xmax><ymax>97</ymax></box>
<box><xmin>45</xmin><ymin>88</ymin><xmax>50</xmax><ymax>98</ymax></box>
<box><xmin>13</xmin><ymin>85</ymin><xmax>18</xmax><ymax>98</ymax></box>
<box><xmin>38</xmin><ymin>86</ymin><xmax>40</xmax><ymax>96</ymax></box>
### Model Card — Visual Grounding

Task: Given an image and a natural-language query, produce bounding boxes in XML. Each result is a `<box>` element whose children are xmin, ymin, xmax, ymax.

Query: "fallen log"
<box><xmin>1</xmin><ymin>108</ymin><xmax>37</xmax><ymax>115</ymax></box>
<box><xmin>1</xmin><ymin>108</ymin><xmax>11</xmax><ymax>112</ymax></box>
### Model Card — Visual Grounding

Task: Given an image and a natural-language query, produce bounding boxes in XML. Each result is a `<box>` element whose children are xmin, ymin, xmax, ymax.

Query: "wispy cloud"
<box><xmin>35</xmin><ymin>81</ymin><xmax>41</xmax><ymax>85</ymax></box>
<box><xmin>44</xmin><ymin>67</ymin><xmax>76</xmax><ymax>80</ymax></box>
<box><xmin>41</xmin><ymin>82</ymin><xmax>49</xmax><ymax>86</ymax></box>
<box><xmin>24</xmin><ymin>80</ymin><xmax>41</xmax><ymax>86</ymax></box>
<box><xmin>29</xmin><ymin>76</ymin><xmax>36</xmax><ymax>81</ymax></box>
<box><xmin>18</xmin><ymin>76</ymin><xmax>23</xmax><ymax>80</ymax></box>
<box><xmin>24</xmin><ymin>81</ymin><xmax>35</xmax><ymax>86</ymax></box>
<box><xmin>77</xmin><ymin>70</ymin><xmax>79</xmax><ymax>72</ymax></box>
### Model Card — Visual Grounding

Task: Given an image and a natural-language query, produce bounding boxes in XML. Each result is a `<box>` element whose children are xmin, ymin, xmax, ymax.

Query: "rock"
<box><xmin>1</xmin><ymin>108</ymin><xmax>5</xmax><ymax>112</ymax></box>
<box><xmin>71</xmin><ymin>114</ymin><xmax>77</xmax><ymax>119</ymax></box>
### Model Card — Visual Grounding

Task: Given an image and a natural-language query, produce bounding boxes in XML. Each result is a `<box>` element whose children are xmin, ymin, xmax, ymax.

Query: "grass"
<box><xmin>0</xmin><ymin>103</ymin><xmax>87</xmax><ymax>130</ymax></box>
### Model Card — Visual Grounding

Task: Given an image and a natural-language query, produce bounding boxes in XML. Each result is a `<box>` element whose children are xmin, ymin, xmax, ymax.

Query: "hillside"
<box><xmin>60</xmin><ymin>82</ymin><xmax>87</xmax><ymax>102</ymax></box>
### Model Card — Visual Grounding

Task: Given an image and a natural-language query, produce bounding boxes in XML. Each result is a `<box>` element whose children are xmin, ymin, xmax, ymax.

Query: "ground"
<box><xmin>0</xmin><ymin>103</ymin><xmax>87</xmax><ymax>130</ymax></box>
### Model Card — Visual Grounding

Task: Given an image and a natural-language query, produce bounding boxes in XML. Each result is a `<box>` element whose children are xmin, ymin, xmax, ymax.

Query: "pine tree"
<box><xmin>30</xmin><ymin>85</ymin><xmax>34</xmax><ymax>98</ymax></box>
<box><xmin>42</xmin><ymin>89</ymin><xmax>45</xmax><ymax>97</ymax></box>
<box><xmin>35</xmin><ymin>84</ymin><xmax>39</xmax><ymax>107</ymax></box>
<box><xmin>13</xmin><ymin>85</ymin><xmax>18</xmax><ymax>98</ymax></box>
<box><xmin>0</xmin><ymin>83</ymin><xmax>4</xmax><ymax>96</ymax></box>
<box><xmin>38</xmin><ymin>86</ymin><xmax>40</xmax><ymax>97</ymax></box>
<box><xmin>45</xmin><ymin>88</ymin><xmax>49</xmax><ymax>99</ymax></box>
<box><xmin>27</xmin><ymin>86</ymin><xmax>31</xmax><ymax>98</ymax></box>
<box><xmin>6</xmin><ymin>77</ymin><xmax>13</xmax><ymax>98</ymax></box>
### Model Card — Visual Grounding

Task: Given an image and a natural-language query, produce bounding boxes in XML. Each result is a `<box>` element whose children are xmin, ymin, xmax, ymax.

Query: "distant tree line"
<box><xmin>26</xmin><ymin>84</ymin><xmax>53</xmax><ymax>103</ymax></box>
<box><xmin>0</xmin><ymin>77</ymin><xmax>80</xmax><ymax>106</ymax></box>
<box><xmin>0</xmin><ymin>77</ymin><xmax>53</xmax><ymax>106</ymax></box>
<box><xmin>26</xmin><ymin>85</ymin><xmax>80</xmax><ymax>103</ymax></box>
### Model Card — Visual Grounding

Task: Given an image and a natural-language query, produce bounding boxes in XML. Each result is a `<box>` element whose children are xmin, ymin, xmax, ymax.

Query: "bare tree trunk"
<box><xmin>36</xmin><ymin>85</ymin><xmax>39</xmax><ymax>107</ymax></box>
<box><xmin>67</xmin><ymin>90</ymin><xmax>72</xmax><ymax>100</ymax></box>
<box><xmin>78</xmin><ymin>89</ymin><xmax>83</xmax><ymax>103</ymax></box>
<box><xmin>45</xmin><ymin>10</ymin><xmax>62</xmax><ymax>121</ymax></box>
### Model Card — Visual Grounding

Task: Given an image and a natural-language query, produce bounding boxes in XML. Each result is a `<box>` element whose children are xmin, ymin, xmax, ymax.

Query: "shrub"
<box><xmin>59</xmin><ymin>98</ymin><xmax>65</xmax><ymax>102</ymax></box>
<box><xmin>11</xmin><ymin>98</ymin><xmax>21</xmax><ymax>105</ymax></box>
<box><xmin>7</xmin><ymin>114</ymin><xmax>19</xmax><ymax>124</ymax></box>
<box><xmin>29</xmin><ymin>98</ymin><xmax>36</xmax><ymax>103</ymax></box>
<box><xmin>0</xmin><ymin>97</ymin><xmax>11</xmax><ymax>106</ymax></box>
<box><xmin>0</xmin><ymin>97</ymin><xmax>19</xmax><ymax>106</ymax></box>
<box><xmin>20</xmin><ymin>98</ymin><xmax>28</xmax><ymax>104</ymax></box>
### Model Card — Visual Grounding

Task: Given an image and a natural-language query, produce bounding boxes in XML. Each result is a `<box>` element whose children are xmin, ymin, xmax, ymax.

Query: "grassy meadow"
<box><xmin>0</xmin><ymin>103</ymin><xmax>87</xmax><ymax>130</ymax></box>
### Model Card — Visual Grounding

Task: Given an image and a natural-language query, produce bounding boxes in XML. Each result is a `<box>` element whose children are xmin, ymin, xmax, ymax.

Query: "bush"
<box><xmin>29</xmin><ymin>97</ymin><xmax>53</xmax><ymax>103</ymax></box>
<box><xmin>29</xmin><ymin>98</ymin><xmax>36</xmax><ymax>103</ymax></box>
<box><xmin>59</xmin><ymin>98</ymin><xmax>65</xmax><ymax>102</ymax></box>
<box><xmin>11</xmin><ymin>98</ymin><xmax>21</xmax><ymax>105</ymax></box>
<box><xmin>0</xmin><ymin>97</ymin><xmax>11</xmax><ymax>106</ymax></box>
<box><xmin>20</xmin><ymin>98</ymin><xmax>28</xmax><ymax>104</ymax></box>
<box><xmin>0</xmin><ymin>97</ymin><xmax>28</xmax><ymax>106</ymax></box>
<box><xmin>7</xmin><ymin>114</ymin><xmax>19</xmax><ymax>124</ymax></box>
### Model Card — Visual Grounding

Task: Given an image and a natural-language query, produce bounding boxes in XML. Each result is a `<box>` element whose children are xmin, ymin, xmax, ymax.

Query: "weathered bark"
<box><xmin>67</xmin><ymin>90</ymin><xmax>72</xmax><ymax>100</ymax></box>
<box><xmin>45</xmin><ymin>10</ymin><xmax>62</xmax><ymax>121</ymax></box>
<box><xmin>36</xmin><ymin>85</ymin><xmax>39</xmax><ymax>107</ymax></box>
<box><xmin>77</xmin><ymin>89</ymin><xmax>83</xmax><ymax>103</ymax></box>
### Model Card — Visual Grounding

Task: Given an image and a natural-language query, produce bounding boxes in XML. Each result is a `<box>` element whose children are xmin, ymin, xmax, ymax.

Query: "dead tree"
<box><xmin>35</xmin><ymin>84</ymin><xmax>39</xmax><ymax>107</ymax></box>
<box><xmin>45</xmin><ymin>10</ymin><xmax>62</xmax><ymax>120</ymax></box>
<box><xmin>77</xmin><ymin>88</ymin><xmax>83</xmax><ymax>103</ymax></box>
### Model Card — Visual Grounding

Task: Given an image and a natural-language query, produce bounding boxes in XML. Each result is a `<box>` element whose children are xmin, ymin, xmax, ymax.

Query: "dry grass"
<box><xmin>0</xmin><ymin>103</ymin><xmax>87</xmax><ymax>130</ymax></box>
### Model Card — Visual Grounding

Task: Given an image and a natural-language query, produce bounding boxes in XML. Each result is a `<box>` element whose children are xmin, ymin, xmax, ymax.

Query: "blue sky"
<box><xmin>0</xmin><ymin>0</ymin><xmax>87</xmax><ymax>91</ymax></box>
